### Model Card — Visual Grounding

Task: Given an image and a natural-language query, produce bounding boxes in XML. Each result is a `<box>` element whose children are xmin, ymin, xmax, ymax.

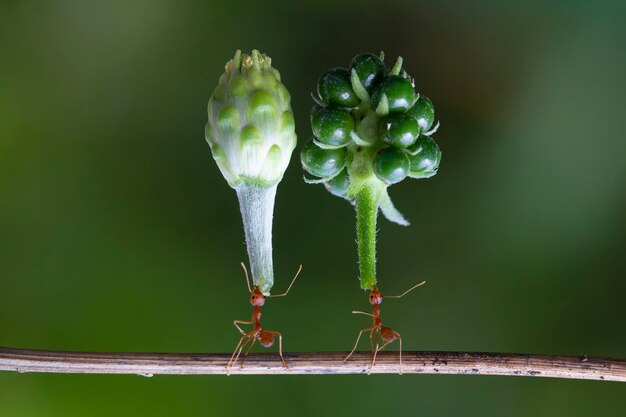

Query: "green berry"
<box><xmin>300</xmin><ymin>139</ymin><xmax>346</xmax><ymax>178</ymax></box>
<box><xmin>317</xmin><ymin>68</ymin><xmax>360</xmax><ymax>107</ymax></box>
<box><xmin>407</xmin><ymin>136</ymin><xmax>441</xmax><ymax>178</ymax></box>
<box><xmin>350</xmin><ymin>52</ymin><xmax>385</xmax><ymax>93</ymax></box>
<box><xmin>371</xmin><ymin>75</ymin><xmax>415</xmax><ymax>113</ymax></box>
<box><xmin>378</xmin><ymin>114</ymin><xmax>419</xmax><ymax>148</ymax></box>
<box><xmin>373</xmin><ymin>147</ymin><xmax>410</xmax><ymax>185</ymax></box>
<box><xmin>311</xmin><ymin>106</ymin><xmax>355</xmax><ymax>147</ymax></box>
<box><xmin>407</xmin><ymin>96</ymin><xmax>435</xmax><ymax>132</ymax></box>
<box><xmin>324</xmin><ymin>168</ymin><xmax>351</xmax><ymax>198</ymax></box>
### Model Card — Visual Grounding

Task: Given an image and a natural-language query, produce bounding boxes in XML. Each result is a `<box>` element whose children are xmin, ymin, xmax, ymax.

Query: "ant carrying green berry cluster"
<box><xmin>301</xmin><ymin>52</ymin><xmax>442</xmax><ymax>372</ymax></box>
<box><xmin>301</xmin><ymin>52</ymin><xmax>441</xmax><ymax>290</ymax></box>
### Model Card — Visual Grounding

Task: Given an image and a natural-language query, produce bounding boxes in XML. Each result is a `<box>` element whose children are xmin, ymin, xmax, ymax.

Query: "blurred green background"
<box><xmin>1</xmin><ymin>0</ymin><xmax>625</xmax><ymax>415</ymax></box>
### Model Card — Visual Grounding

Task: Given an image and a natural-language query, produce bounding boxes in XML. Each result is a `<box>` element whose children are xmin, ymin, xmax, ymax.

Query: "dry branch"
<box><xmin>1</xmin><ymin>347</ymin><xmax>624</xmax><ymax>381</ymax></box>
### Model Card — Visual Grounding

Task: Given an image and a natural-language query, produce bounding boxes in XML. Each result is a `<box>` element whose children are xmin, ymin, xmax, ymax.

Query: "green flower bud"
<box><xmin>350</xmin><ymin>52</ymin><xmax>385</xmax><ymax>93</ymax></box>
<box><xmin>373</xmin><ymin>147</ymin><xmax>410</xmax><ymax>185</ymax></box>
<box><xmin>317</xmin><ymin>68</ymin><xmax>360</xmax><ymax>107</ymax></box>
<box><xmin>206</xmin><ymin>50</ymin><xmax>297</xmax><ymax>188</ymax></box>
<box><xmin>311</xmin><ymin>106</ymin><xmax>355</xmax><ymax>147</ymax></box>
<box><xmin>300</xmin><ymin>139</ymin><xmax>346</xmax><ymax>178</ymax></box>
<box><xmin>378</xmin><ymin>114</ymin><xmax>419</xmax><ymax>148</ymax></box>
<box><xmin>407</xmin><ymin>96</ymin><xmax>435</xmax><ymax>132</ymax></box>
<box><xmin>371</xmin><ymin>75</ymin><xmax>415</xmax><ymax>114</ymax></box>
<box><xmin>408</xmin><ymin>136</ymin><xmax>441</xmax><ymax>178</ymax></box>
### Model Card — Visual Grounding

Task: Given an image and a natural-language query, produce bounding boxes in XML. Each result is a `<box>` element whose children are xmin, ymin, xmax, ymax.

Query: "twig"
<box><xmin>1</xmin><ymin>347</ymin><xmax>624</xmax><ymax>381</ymax></box>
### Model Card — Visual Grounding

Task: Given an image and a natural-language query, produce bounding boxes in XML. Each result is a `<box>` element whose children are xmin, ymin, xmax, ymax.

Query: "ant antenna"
<box><xmin>269</xmin><ymin>264</ymin><xmax>303</xmax><ymax>298</ymax></box>
<box><xmin>384</xmin><ymin>280</ymin><xmax>426</xmax><ymax>299</ymax></box>
<box><xmin>240</xmin><ymin>262</ymin><xmax>252</xmax><ymax>293</ymax></box>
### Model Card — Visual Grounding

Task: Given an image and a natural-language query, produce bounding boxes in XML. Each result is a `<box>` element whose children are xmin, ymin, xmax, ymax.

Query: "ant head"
<box><xmin>259</xmin><ymin>331</ymin><xmax>275</xmax><ymax>348</ymax></box>
<box><xmin>250</xmin><ymin>287</ymin><xmax>266</xmax><ymax>306</ymax></box>
<box><xmin>369</xmin><ymin>288</ymin><xmax>383</xmax><ymax>305</ymax></box>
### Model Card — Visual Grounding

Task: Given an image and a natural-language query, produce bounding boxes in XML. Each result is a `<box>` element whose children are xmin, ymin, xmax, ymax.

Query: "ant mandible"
<box><xmin>344</xmin><ymin>281</ymin><xmax>426</xmax><ymax>374</ymax></box>
<box><xmin>226</xmin><ymin>262</ymin><xmax>302</xmax><ymax>374</ymax></box>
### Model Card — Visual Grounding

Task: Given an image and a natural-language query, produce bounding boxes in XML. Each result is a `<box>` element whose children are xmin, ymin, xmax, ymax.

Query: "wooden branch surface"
<box><xmin>1</xmin><ymin>348</ymin><xmax>624</xmax><ymax>381</ymax></box>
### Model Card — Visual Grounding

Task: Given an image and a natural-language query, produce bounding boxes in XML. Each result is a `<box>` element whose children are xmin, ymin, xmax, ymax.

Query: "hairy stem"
<box><xmin>235</xmin><ymin>184</ymin><xmax>277</xmax><ymax>295</ymax></box>
<box><xmin>355</xmin><ymin>181</ymin><xmax>384</xmax><ymax>290</ymax></box>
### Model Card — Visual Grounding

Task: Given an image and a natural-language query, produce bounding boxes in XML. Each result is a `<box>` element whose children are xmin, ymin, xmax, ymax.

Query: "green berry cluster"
<box><xmin>301</xmin><ymin>52</ymin><xmax>441</xmax><ymax>204</ymax></box>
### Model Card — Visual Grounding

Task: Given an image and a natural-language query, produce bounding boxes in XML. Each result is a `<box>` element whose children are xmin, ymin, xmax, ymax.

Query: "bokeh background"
<box><xmin>1</xmin><ymin>0</ymin><xmax>625</xmax><ymax>416</ymax></box>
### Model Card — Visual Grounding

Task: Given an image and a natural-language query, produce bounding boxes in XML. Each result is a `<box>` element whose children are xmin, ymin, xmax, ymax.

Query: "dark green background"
<box><xmin>1</xmin><ymin>0</ymin><xmax>625</xmax><ymax>415</ymax></box>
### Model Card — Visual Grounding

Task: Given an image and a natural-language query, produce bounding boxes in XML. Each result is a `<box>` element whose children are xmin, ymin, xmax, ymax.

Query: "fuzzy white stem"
<box><xmin>235</xmin><ymin>184</ymin><xmax>277</xmax><ymax>294</ymax></box>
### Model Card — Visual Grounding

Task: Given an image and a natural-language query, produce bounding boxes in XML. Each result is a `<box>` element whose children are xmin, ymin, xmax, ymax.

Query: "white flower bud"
<box><xmin>206</xmin><ymin>50</ymin><xmax>297</xmax><ymax>188</ymax></box>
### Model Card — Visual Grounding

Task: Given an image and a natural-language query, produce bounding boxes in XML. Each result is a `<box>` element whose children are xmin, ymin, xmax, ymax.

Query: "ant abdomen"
<box><xmin>259</xmin><ymin>331</ymin><xmax>275</xmax><ymax>348</ymax></box>
<box><xmin>380</xmin><ymin>326</ymin><xmax>397</xmax><ymax>343</ymax></box>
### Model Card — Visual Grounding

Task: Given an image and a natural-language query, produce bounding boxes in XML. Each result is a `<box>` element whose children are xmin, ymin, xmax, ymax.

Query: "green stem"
<box><xmin>355</xmin><ymin>181</ymin><xmax>383</xmax><ymax>290</ymax></box>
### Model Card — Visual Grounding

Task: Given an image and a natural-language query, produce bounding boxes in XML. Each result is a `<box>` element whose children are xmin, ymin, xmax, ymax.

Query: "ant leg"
<box><xmin>239</xmin><ymin>338</ymin><xmax>257</xmax><ymax>368</ymax></box>
<box><xmin>227</xmin><ymin>334</ymin><xmax>252</xmax><ymax>369</ymax></box>
<box><xmin>397</xmin><ymin>332</ymin><xmax>403</xmax><ymax>375</ymax></box>
<box><xmin>344</xmin><ymin>327</ymin><xmax>374</xmax><ymax>362</ymax></box>
<box><xmin>264</xmin><ymin>331</ymin><xmax>289</xmax><ymax>370</ymax></box>
<box><xmin>233</xmin><ymin>320</ymin><xmax>253</xmax><ymax>335</ymax></box>
<box><xmin>226</xmin><ymin>335</ymin><xmax>247</xmax><ymax>372</ymax></box>
<box><xmin>351</xmin><ymin>311</ymin><xmax>374</xmax><ymax>352</ymax></box>
<box><xmin>231</xmin><ymin>335</ymin><xmax>254</xmax><ymax>366</ymax></box>
<box><xmin>276</xmin><ymin>332</ymin><xmax>289</xmax><ymax>370</ymax></box>
<box><xmin>369</xmin><ymin>329</ymin><xmax>380</xmax><ymax>375</ymax></box>
<box><xmin>375</xmin><ymin>331</ymin><xmax>403</xmax><ymax>374</ymax></box>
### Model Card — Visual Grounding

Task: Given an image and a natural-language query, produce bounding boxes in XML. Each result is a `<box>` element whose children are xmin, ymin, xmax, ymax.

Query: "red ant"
<box><xmin>226</xmin><ymin>262</ymin><xmax>302</xmax><ymax>374</ymax></box>
<box><xmin>344</xmin><ymin>281</ymin><xmax>426</xmax><ymax>374</ymax></box>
